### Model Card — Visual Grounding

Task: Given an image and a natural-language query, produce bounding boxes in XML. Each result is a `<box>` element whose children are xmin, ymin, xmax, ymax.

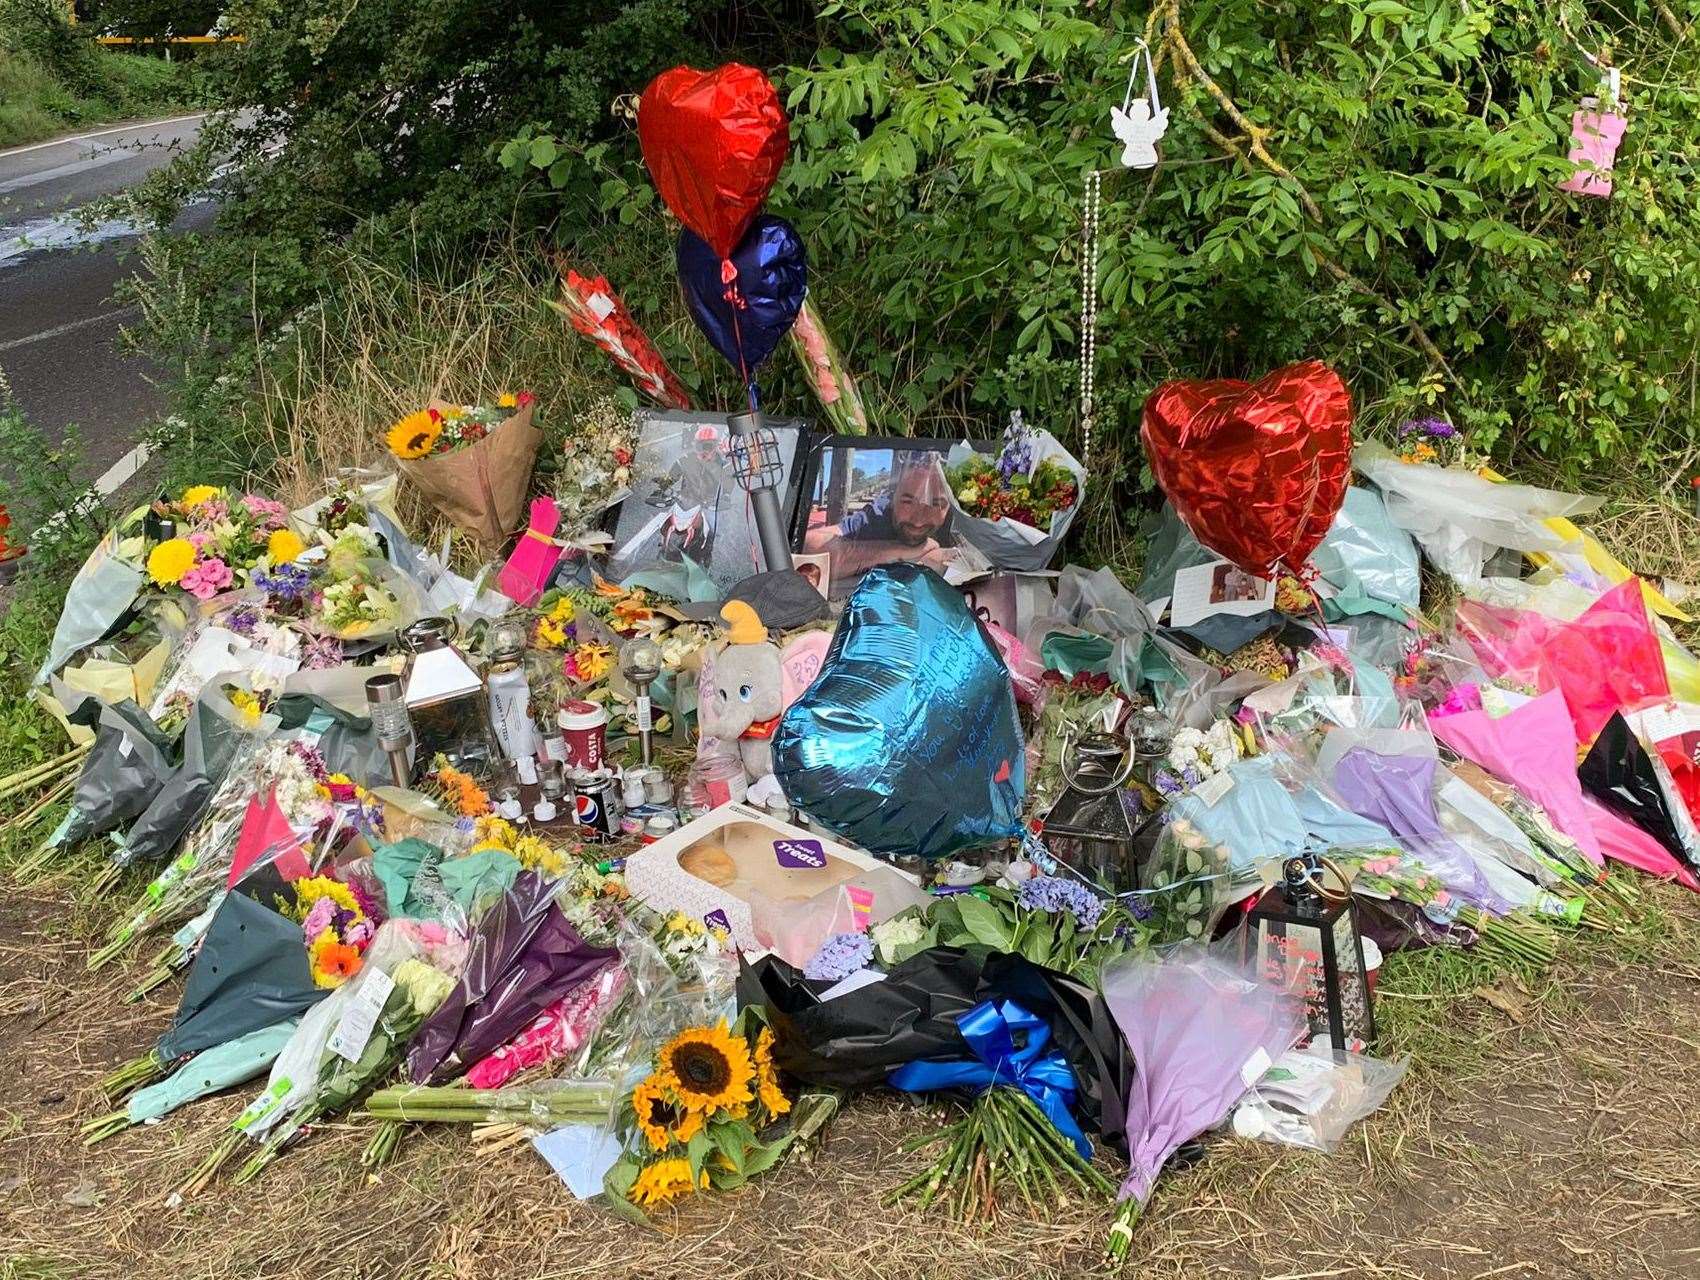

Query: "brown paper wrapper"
<box><xmin>397</xmin><ymin>400</ymin><xmax>542</xmax><ymax>550</ymax></box>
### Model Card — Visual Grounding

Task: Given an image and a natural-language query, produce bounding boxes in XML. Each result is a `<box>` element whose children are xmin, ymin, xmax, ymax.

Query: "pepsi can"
<box><xmin>573</xmin><ymin>770</ymin><xmax>616</xmax><ymax>842</ymax></box>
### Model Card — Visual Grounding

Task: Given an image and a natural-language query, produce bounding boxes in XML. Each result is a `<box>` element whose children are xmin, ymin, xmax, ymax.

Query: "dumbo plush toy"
<box><xmin>700</xmin><ymin>600</ymin><xmax>787</xmax><ymax>791</ymax></box>
<box><xmin>698</xmin><ymin>596</ymin><xmax>833</xmax><ymax>804</ymax></box>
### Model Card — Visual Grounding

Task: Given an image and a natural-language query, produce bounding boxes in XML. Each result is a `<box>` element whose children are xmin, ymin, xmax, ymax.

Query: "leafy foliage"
<box><xmin>117</xmin><ymin>0</ymin><xmax>1700</xmax><ymax>502</ymax></box>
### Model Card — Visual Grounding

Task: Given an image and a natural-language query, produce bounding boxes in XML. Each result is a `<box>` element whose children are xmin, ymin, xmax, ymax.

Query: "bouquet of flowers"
<box><xmin>385</xmin><ymin>395</ymin><xmax>543</xmax><ymax>548</ymax></box>
<box><xmin>291</xmin><ymin>873</ymin><xmax>380</xmax><ymax>990</ymax></box>
<box><xmin>603</xmin><ymin>1010</ymin><xmax>796</xmax><ymax>1219</ymax></box>
<box><xmin>1151</xmin><ymin>720</ymin><xmax>1242</xmax><ymax>800</ymax></box>
<box><xmin>311</xmin><ymin>563</ymin><xmax>405</xmax><ymax>640</ymax></box>
<box><xmin>144</xmin><ymin>485</ymin><xmax>302</xmax><ymax>603</ymax></box>
<box><xmin>551</xmin><ymin>266</ymin><xmax>692</xmax><ymax>409</ymax></box>
<box><xmin>788</xmin><ymin>297</ymin><xmax>870</xmax><ymax>435</ymax></box>
<box><xmin>944</xmin><ymin>412</ymin><xmax>1085</xmax><ymax>571</ymax></box>
<box><xmin>1132</xmin><ymin>818</ymin><xmax>1235</xmax><ymax>944</ymax></box>
<box><xmin>549</xmin><ymin>397</ymin><xmax>638</xmax><ymax>541</ymax></box>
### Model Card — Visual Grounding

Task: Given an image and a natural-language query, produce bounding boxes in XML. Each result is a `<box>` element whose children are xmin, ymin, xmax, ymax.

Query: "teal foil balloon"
<box><xmin>774</xmin><ymin>564</ymin><xmax>1025</xmax><ymax>859</ymax></box>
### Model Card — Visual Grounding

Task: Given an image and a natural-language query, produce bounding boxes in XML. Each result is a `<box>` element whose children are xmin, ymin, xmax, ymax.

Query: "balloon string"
<box><xmin>727</xmin><ymin>291</ymin><xmax>759</xmax><ymax>414</ymax></box>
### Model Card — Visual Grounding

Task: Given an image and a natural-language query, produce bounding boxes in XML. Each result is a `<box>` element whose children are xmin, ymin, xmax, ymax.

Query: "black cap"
<box><xmin>679</xmin><ymin>569</ymin><xmax>831</xmax><ymax>630</ymax></box>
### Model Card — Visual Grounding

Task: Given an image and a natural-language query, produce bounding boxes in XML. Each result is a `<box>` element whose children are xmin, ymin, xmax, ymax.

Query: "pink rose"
<box><xmin>180</xmin><ymin>557</ymin><xmax>233</xmax><ymax>600</ymax></box>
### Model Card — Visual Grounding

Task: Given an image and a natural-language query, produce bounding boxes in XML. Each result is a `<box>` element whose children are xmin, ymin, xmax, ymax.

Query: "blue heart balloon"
<box><xmin>677</xmin><ymin>213</ymin><xmax>807</xmax><ymax>380</ymax></box>
<box><xmin>774</xmin><ymin>564</ymin><xmax>1026</xmax><ymax>860</ymax></box>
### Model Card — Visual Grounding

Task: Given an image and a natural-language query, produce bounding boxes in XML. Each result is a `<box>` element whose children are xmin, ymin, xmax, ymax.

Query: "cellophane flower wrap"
<box><xmin>788</xmin><ymin>296</ymin><xmax>869</xmax><ymax>434</ymax></box>
<box><xmin>945</xmin><ymin>413</ymin><xmax>1085</xmax><ymax>572</ymax></box>
<box><xmin>553</xmin><ymin>267</ymin><xmax>692</xmax><ymax>410</ymax></box>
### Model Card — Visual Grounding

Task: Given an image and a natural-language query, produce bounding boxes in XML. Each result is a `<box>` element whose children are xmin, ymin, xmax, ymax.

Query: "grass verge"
<box><xmin>0</xmin><ymin>44</ymin><xmax>195</xmax><ymax>150</ymax></box>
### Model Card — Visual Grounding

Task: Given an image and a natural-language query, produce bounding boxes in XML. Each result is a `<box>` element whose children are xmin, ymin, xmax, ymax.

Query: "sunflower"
<box><xmin>497</xmin><ymin>392</ymin><xmax>518</xmax><ymax>409</ymax></box>
<box><xmin>630</xmin><ymin>1157</ymin><xmax>706</xmax><ymax>1209</ymax></box>
<box><xmin>386</xmin><ymin>410</ymin><xmax>442</xmax><ymax>460</ymax></box>
<box><xmin>180</xmin><ymin>485</ymin><xmax>222</xmax><ymax>508</ymax></box>
<box><xmin>754</xmin><ymin>1027</ymin><xmax>791</xmax><ymax>1117</ymax></box>
<box><xmin>146</xmin><ymin>537</ymin><xmax>198</xmax><ymax>587</ymax></box>
<box><xmin>267</xmin><ymin>527</ymin><xmax>306</xmax><ymax>564</ymax></box>
<box><xmin>657</xmin><ymin>1021</ymin><xmax>755</xmax><ymax>1114</ymax></box>
<box><xmin>632</xmin><ymin>1077</ymin><xmax>704</xmax><ymax>1151</ymax></box>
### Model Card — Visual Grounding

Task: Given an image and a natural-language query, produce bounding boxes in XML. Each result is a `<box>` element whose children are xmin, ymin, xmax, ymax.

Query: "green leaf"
<box><xmin>529</xmin><ymin>136</ymin><xmax>558</xmax><ymax>170</ymax></box>
<box><xmin>956</xmin><ymin>894</ymin><xmax>1016</xmax><ymax>951</ymax></box>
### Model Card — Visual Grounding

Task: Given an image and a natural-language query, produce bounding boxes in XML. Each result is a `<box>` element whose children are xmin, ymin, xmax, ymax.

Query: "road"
<box><xmin>0</xmin><ymin>114</ymin><xmax>217</xmax><ymax>484</ymax></box>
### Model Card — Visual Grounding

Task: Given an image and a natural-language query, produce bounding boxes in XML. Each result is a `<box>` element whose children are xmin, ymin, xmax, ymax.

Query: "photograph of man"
<box><xmin>801</xmin><ymin>448</ymin><xmax>960</xmax><ymax>595</ymax></box>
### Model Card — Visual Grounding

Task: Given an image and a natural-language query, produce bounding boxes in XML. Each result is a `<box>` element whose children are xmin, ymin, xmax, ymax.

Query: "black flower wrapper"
<box><xmin>737</xmin><ymin>944</ymin><xmax>1135</xmax><ymax>1155</ymax></box>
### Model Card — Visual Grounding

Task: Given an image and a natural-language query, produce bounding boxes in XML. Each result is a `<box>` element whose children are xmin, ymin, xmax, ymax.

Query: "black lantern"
<box><xmin>1041</xmin><ymin>731</ymin><xmax>1159</xmax><ymax>894</ymax></box>
<box><xmin>1244</xmin><ymin>855</ymin><xmax>1375</xmax><ymax>1053</ymax></box>
<box><xmin>727</xmin><ymin>409</ymin><xmax>794</xmax><ymax>573</ymax></box>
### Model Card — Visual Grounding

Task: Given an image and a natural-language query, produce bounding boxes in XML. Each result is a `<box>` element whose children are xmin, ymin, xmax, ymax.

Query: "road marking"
<box><xmin>0</xmin><ymin>113</ymin><xmax>208</xmax><ymax>160</ymax></box>
<box><xmin>0</xmin><ymin>148</ymin><xmax>144</xmax><ymax>195</ymax></box>
<box><xmin>0</xmin><ymin>308</ymin><xmax>137</xmax><ymax>353</ymax></box>
<box><xmin>94</xmin><ymin>442</ymin><xmax>154</xmax><ymax>495</ymax></box>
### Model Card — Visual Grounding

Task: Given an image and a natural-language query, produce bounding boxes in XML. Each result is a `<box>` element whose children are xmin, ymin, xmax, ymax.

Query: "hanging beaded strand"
<box><xmin>1078</xmin><ymin>166</ymin><xmax>1103</xmax><ymax>470</ymax></box>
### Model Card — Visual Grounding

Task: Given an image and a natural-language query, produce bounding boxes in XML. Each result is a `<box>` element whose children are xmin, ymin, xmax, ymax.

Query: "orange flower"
<box><xmin>311</xmin><ymin>938</ymin><xmax>364</xmax><ymax>988</ymax></box>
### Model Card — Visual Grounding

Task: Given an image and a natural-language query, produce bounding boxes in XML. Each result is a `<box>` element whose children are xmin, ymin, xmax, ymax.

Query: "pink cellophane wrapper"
<box><xmin>1429</xmin><ymin>690</ymin><xmax>1604</xmax><ymax>865</ymax></box>
<box><xmin>1557</xmin><ymin>106</ymin><xmax>1626</xmax><ymax>199</ymax></box>
<box><xmin>464</xmin><ymin>964</ymin><xmax>627</xmax><ymax>1090</ymax></box>
<box><xmin>1581</xmin><ymin>795</ymin><xmax>1699</xmax><ymax>890</ymax></box>
<box><xmin>1102</xmin><ymin>945</ymin><xmax>1305</xmax><ymax>1206</ymax></box>
<box><xmin>1456</xmin><ymin>578</ymin><xmax>1669</xmax><ymax>742</ymax></box>
<box><xmin>788</xmin><ymin>297</ymin><xmax>869</xmax><ymax>434</ymax></box>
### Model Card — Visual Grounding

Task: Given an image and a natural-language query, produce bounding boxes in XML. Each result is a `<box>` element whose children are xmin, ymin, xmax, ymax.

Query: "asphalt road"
<box><xmin>0</xmin><ymin>114</ymin><xmax>216</xmax><ymax>483</ymax></box>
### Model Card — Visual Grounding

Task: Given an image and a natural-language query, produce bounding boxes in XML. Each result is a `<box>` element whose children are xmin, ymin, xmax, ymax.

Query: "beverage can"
<box><xmin>573</xmin><ymin>770</ymin><xmax>616</xmax><ymax>842</ymax></box>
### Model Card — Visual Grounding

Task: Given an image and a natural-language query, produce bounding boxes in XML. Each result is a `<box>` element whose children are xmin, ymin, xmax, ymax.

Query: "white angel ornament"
<box><xmin>1111</xmin><ymin>98</ymin><xmax>1169</xmax><ymax>169</ymax></box>
<box><xmin>1110</xmin><ymin>40</ymin><xmax>1168</xmax><ymax>170</ymax></box>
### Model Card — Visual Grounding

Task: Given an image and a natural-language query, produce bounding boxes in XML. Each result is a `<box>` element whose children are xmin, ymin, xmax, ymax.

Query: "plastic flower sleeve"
<box><xmin>34</xmin><ymin>522</ymin><xmax>147</xmax><ymax>683</ymax></box>
<box><xmin>406</xmin><ymin>871</ymin><xmax>618</xmax><ymax>1085</ymax></box>
<box><xmin>1456</xmin><ymin>578</ymin><xmax>1669</xmax><ymax>742</ymax></box>
<box><xmin>127</xmin><ymin>1018</ymin><xmax>300</xmax><ymax>1126</ymax></box>
<box><xmin>1101</xmin><ymin>943</ymin><xmax>1306</xmax><ymax>1206</ymax></box>
<box><xmin>1429</xmin><ymin>690</ymin><xmax>1604</xmax><ymax>865</ymax></box>
<box><xmin>50</xmin><ymin>692</ymin><xmax>177</xmax><ymax>847</ymax></box>
<box><xmin>788</xmin><ymin>296</ymin><xmax>870</xmax><ymax>434</ymax></box>
<box><xmin>119</xmin><ymin>689</ymin><xmax>282</xmax><ymax>867</ymax></box>
<box><xmin>1578</xmin><ymin>713</ymin><xmax>1700</xmax><ymax>878</ymax></box>
<box><xmin>945</xmin><ymin>429</ymin><xmax>1086</xmax><ymax>573</ymax></box>
<box><xmin>1233</xmin><ymin>1049</ymin><xmax>1407</xmax><ymax>1153</ymax></box>
<box><xmin>1352</xmin><ymin>440</ymin><xmax>1602</xmax><ymax>586</ymax></box>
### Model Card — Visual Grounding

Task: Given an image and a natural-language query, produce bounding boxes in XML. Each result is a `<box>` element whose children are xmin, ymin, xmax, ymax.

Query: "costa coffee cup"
<box><xmin>557</xmin><ymin>700</ymin><xmax>608</xmax><ymax>772</ymax></box>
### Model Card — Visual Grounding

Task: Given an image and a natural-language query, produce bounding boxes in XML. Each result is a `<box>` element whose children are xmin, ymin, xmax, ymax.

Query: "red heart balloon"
<box><xmin>638</xmin><ymin>64</ymin><xmax>789</xmax><ymax>261</ymax></box>
<box><xmin>1141</xmin><ymin>360</ymin><xmax>1354</xmax><ymax>579</ymax></box>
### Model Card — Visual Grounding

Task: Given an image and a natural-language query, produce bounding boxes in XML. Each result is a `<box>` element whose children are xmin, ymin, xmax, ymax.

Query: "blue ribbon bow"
<box><xmin>888</xmin><ymin>998</ymin><xmax>1091</xmax><ymax>1158</ymax></box>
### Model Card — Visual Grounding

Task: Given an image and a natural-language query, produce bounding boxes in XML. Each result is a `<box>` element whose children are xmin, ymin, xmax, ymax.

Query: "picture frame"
<box><xmin>791</xmin><ymin>434</ymin><xmax>993</xmax><ymax>599</ymax></box>
<box><xmin>604</xmin><ymin>409</ymin><xmax>809</xmax><ymax>596</ymax></box>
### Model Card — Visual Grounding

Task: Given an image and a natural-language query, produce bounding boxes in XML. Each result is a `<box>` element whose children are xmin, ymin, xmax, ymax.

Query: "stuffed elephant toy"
<box><xmin>699</xmin><ymin>600</ymin><xmax>787</xmax><ymax>785</ymax></box>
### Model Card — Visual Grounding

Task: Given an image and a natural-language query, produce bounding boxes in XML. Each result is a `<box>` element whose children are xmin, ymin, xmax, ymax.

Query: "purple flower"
<box><xmin>1181</xmin><ymin>765</ymin><xmax>1202</xmax><ymax>788</ymax></box>
<box><xmin>1154</xmin><ymin>769</ymin><xmax>1182</xmax><ymax>798</ymax></box>
<box><xmin>803</xmin><ymin>931</ymin><xmax>874</xmax><ymax>981</ymax></box>
<box><xmin>1017</xmin><ymin>874</ymin><xmax>1106</xmax><ymax>928</ymax></box>
<box><xmin>253</xmin><ymin>562</ymin><xmax>312</xmax><ymax>602</ymax></box>
<box><xmin>224</xmin><ymin>606</ymin><xmax>260</xmax><ymax>636</ymax></box>
<box><xmin>1398</xmin><ymin>416</ymin><xmax>1458</xmax><ymax>440</ymax></box>
<box><xmin>301</xmin><ymin>633</ymin><xmax>344</xmax><ymax>670</ymax></box>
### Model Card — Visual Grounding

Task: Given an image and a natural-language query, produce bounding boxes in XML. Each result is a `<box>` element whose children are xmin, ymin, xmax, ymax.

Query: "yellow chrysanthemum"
<box><xmin>146</xmin><ymin>537</ymin><xmax>198</xmax><ymax>587</ymax></box>
<box><xmin>546</xmin><ymin>597</ymin><xmax>576</xmax><ymax>625</ymax></box>
<box><xmin>630</xmin><ymin>1157</ymin><xmax>705</xmax><ymax>1209</ymax></box>
<box><xmin>497</xmin><ymin>392</ymin><xmax>518</xmax><ymax>409</ymax></box>
<box><xmin>632</xmin><ymin>1077</ymin><xmax>703</xmax><ymax>1152</ymax></box>
<box><xmin>535</xmin><ymin>616</ymin><xmax>566</xmax><ymax>649</ymax></box>
<box><xmin>180</xmin><ymin>485</ymin><xmax>222</xmax><ymax>508</ymax></box>
<box><xmin>267</xmin><ymin>528</ymin><xmax>306</xmax><ymax>564</ymax></box>
<box><xmin>754</xmin><ymin>1027</ymin><xmax>791</xmax><ymax>1117</ymax></box>
<box><xmin>386</xmin><ymin>410</ymin><xmax>442</xmax><ymax>460</ymax></box>
<box><xmin>228</xmin><ymin>688</ymin><xmax>263</xmax><ymax>725</ymax></box>
<box><xmin>656</xmin><ymin>1021</ymin><xmax>755</xmax><ymax>1115</ymax></box>
<box><xmin>473</xmin><ymin>815</ymin><xmax>517</xmax><ymax>850</ymax></box>
<box><xmin>512</xmin><ymin>835</ymin><xmax>565</xmax><ymax>878</ymax></box>
<box><xmin>293</xmin><ymin>875</ymin><xmax>360</xmax><ymax>920</ymax></box>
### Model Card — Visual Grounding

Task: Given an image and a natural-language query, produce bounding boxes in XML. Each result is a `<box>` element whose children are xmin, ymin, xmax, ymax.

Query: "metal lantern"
<box><xmin>727</xmin><ymin>409</ymin><xmax>794</xmax><ymax>573</ymax></box>
<box><xmin>1042</xmin><ymin>731</ymin><xmax>1155</xmax><ymax>894</ymax></box>
<box><xmin>618</xmin><ymin>635</ymin><xmax>664</xmax><ymax>766</ymax></box>
<box><xmin>1244</xmin><ymin>854</ymin><xmax>1375</xmax><ymax>1053</ymax></box>
<box><xmin>401</xmin><ymin>616</ymin><xmax>496</xmax><ymax>777</ymax></box>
